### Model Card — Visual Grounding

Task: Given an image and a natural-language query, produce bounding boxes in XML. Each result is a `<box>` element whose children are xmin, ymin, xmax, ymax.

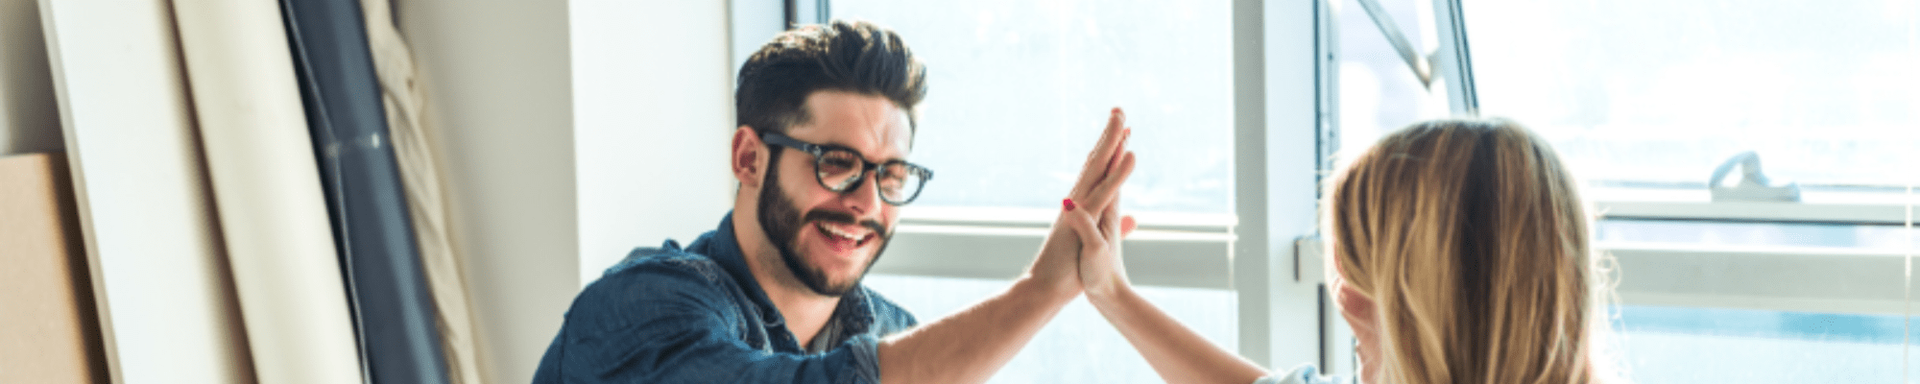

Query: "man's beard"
<box><xmin>757</xmin><ymin>150</ymin><xmax>891</xmax><ymax>297</ymax></box>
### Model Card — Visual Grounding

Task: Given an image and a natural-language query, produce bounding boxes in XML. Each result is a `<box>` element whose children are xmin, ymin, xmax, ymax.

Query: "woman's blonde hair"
<box><xmin>1325</xmin><ymin>118</ymin><xmax>1616</xmax><ymax>384</ymax></box>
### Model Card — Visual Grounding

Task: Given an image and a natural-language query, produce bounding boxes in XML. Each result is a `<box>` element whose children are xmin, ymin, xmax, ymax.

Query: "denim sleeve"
<box><xmin>535</xmin><ymin>260</ymin><xmax>881</xmax><ymax>384</ymax></box>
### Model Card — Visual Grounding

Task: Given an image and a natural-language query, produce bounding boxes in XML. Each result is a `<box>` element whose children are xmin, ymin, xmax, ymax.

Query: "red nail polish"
<box><xmin>1063</xmin><ymin>198</ymin><xmax>1077</xmax><ymax>211</ymax></box>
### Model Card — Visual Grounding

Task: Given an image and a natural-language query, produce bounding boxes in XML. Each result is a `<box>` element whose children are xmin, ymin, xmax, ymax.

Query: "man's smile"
<box><xmin>815</xmin><ymin>221</ymin><xmax>877</xmax><ymax>251</ymax></box>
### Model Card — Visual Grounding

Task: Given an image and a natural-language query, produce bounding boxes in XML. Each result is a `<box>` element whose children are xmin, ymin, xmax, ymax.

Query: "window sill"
<box><xmin>1590</xmin><ymin>187</ymin><xmax>1918</xmax><ymax>224</ymax></box>
<box><xmin>873</xmin><ymin>206</ymin><xmax>1236</xmax><ymax>289</ymax></box>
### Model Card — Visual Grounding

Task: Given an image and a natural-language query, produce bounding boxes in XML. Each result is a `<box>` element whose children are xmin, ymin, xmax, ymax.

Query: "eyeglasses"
<box><xmin>760</xmin><ymin>131</ymin><xmax>934</xmax><ymax>206</ymax></box>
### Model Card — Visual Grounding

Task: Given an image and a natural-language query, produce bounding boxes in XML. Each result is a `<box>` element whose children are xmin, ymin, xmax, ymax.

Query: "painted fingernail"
<box><xmin>1063</xmin><ymin>198</ymin><xmax>1078</xmax><ymax>212</ymax></box>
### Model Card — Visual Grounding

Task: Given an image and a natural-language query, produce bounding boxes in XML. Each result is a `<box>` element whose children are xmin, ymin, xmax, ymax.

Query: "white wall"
<box><xmin>397</xmin><ymin>0</ymin><xmax>737</xmax><ymax>382</ymax></box>
<box><xmin>0</xmin><ymin>0</ymin><xmax>59</xmax><ymax>156</ymax></box>
<box><xmin>396</xmin><ymin>1</ymin><xmax>578</xmax><ymax>383</ymax></box>
<box><xmin>571</xmin><ymin>0</ymin><xmax>735</xmax><ymax>285</ymax></box>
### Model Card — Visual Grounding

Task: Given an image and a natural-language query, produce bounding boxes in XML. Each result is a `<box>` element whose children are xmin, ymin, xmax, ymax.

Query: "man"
<box><xmin>533</xmin><ymin>19</ymin><xmax>1136</xmax><ymax>383</ymax></box>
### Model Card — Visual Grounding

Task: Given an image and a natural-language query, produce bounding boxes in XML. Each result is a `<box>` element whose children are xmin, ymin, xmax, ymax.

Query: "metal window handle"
<box><xmin>1355</xmin><ymin>0</ymin><xmax>1433</xmax><ymax>87</ymax></box>
<box><xmin>1709</xmin><ymin>151</ymin><xmax>1801</xmax><ymax>202</ymax></box>
<box><xmin>1352</xmin><ymin>0</ymin><xmax>1479</xmax><ymax>114</ymax></box>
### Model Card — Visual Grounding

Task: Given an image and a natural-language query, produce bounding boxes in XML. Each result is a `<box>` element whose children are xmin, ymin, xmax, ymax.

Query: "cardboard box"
<box><xmin>1</xmin><ymin>153</ymin><xmax>108</xmax><ymax>384</ymax></box>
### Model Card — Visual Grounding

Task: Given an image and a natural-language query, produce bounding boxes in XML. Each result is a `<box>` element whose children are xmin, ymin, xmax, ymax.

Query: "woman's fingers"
<box><xmin>1100</xmin><ymin>198</ymin><xmax>1121</xmax><ymax>240</ymax></box>
<box><xmin>1062</xmin><ymin>209</ymin><xmax>1107</xmax><ymax>258</ymax></box>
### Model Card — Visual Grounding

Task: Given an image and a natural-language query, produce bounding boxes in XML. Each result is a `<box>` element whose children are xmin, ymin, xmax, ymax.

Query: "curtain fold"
<box><xmin>281</xmin><ymin>0</ymin><xmax>451</xmax><ymax>382</ymax></box>
<box><xmin>357</xmin><ymin>0</ymin><xmax>485</xmax><ymax>382</ymax></box>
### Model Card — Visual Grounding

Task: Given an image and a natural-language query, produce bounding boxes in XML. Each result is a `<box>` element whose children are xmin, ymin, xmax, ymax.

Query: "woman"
<box><xmin>1063</xmin><ymin>118</ymin><xmax>1619</xmax><ymax>384</ymax></box>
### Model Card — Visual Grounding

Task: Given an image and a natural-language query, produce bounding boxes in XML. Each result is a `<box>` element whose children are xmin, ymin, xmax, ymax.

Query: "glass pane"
<box><xmin>863</xmin><ymin>274</ymin><xmax>1237</xmax><ymax>383</ymax></box>
<box><xmin>1615</xmin><ymin>305</ymin><xmax>1919</xmax><ymax>383</ymax></box>
<box><xmin>1598</xmin><ymin>221</ymin><xmax>1919</xmax><ymax>381</ymax></box>
<box><xmin>1334</xmin><ymin>0</ymin><xmax>1451</xmax><ymax>161</ymax></box>
<box><xmin>834</xmin><ymin>0</ymin><xmax>1234</xmax><ymax>214</ymax></box>
<box><xmin>1462</xmin><ymin>0</ymin><xmax>1920</xmax><ymax>188</ymax></box>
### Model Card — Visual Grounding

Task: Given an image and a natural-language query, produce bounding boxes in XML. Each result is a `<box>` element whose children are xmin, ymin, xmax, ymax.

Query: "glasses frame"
<box><xmin>760</xmin><ymin>131</ymin><xmax>934</xmax><ymax>206</ymax></box>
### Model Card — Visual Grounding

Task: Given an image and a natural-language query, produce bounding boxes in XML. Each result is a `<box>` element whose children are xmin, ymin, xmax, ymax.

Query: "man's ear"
<box><xmin>732</xmin><ymin>126</ymin><xmax>768</xmax><ymax>188</ymax></box>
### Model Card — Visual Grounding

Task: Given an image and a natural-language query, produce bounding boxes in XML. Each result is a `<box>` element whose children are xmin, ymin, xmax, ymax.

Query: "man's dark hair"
<box><xmin>735</xmin><ymin>19</ymin><xmax>927</xmax><ymax>139</ymax></box>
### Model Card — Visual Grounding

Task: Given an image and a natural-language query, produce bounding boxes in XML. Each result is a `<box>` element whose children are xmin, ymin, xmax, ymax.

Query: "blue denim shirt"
<box><xmin>533</xmin><ymin>214</ymin><xmax>918</xmax><ymax>383</ymax></box>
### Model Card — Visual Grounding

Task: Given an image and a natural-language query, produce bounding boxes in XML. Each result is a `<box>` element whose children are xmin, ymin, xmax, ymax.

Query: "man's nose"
<box><xmin>840</xmin><ymin>169</ymin><xmax>884</xmax><ymax>216</ymax></box>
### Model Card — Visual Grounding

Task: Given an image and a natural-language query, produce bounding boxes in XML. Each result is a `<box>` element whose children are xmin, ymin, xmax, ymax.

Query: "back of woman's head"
<box><xmin>1326</xmin><ymin>118</ymin><xmax>1608</xmax><ymax>384</ymax></box>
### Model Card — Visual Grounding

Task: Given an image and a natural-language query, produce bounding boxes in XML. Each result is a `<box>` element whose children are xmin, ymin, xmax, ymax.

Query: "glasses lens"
<box><xmin>816</xmin><ymin>150</ymin><xmax>865</xmax><ymax>190</ymax></box>
<box><xmin>877</xmin><ymin>163</ymin><xmax>924</xmax><ymax>204</ymax></box>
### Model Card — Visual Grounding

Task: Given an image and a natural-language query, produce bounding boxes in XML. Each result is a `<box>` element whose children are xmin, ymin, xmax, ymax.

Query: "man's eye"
<box><xmin>820</xmin><ymin>153</ymin><xmax>861</xmax><ymax>173</ymax></box>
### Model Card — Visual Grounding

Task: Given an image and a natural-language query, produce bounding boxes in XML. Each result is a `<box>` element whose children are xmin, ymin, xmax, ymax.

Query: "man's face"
<box><xmin>756</xmin><ymin>90</ymin><xmax>914</xmax><ymax>297</ymax></box>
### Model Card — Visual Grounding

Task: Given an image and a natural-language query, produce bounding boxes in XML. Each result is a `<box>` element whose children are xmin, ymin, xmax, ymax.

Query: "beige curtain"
<box><xmin>360</xmin><ymin>1</ymin><xmax>486</xmax><ymax>382</ymax></box>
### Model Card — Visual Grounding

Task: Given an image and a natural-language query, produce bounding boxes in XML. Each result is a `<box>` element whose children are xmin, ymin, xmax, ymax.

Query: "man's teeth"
<box><xmin>818</xmin><ymin>223</ymin><xmax>867</xmax><ymax>241</ymax></box>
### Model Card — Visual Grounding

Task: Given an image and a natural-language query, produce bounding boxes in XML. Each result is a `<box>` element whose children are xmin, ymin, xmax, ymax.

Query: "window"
<box><xmin>717</xmin><ymin>1</ymin><xmax>1920</xmax><ymax>382</ymax></box>
<box><xmin>830</xmin><ymin>1</ymin><xmax>1245</xmax><ymax>381</ymax></box>
<box><xmin>1464</xmin><ymin>0</ymin><xmax>1920</xmax><ymax>189</ymax></box>
<box><xmin>833</xmin><ymin>0</ymin><xmax>1235</xmax><ymax>214</ymax></box>
<box><xmin>1331</xmin><ymin>0</ymin><xmax>1451</xmax><ymax>159</ymax></box>
<box><xmin>1457</xmin><ymin>0</ymin><xmax>1920</xmax><ymax>381</ymax></box>
<box><xmin>864</xmin><ymin>274</ymin><xmax>1237</xmax><ymax>384</ymax></box>
<box><xmin>1319</xmin><ymin>0</ymin><xmax>1920</xmax><ymax>381</ymax></box>
<box><xmin>732</xmin><ymin>0</ymin><xmax>1336</xmax><ymax>376</ymax></box>
<box><xmin>1597</xmin><ymin>219</ymin><xmax>1920</xmax><ymax>382</ymax></box>
<box><xmin>1615</xmin><ymin>306</ymin><xmax>1920</xmax><ymax>383</ymax></box>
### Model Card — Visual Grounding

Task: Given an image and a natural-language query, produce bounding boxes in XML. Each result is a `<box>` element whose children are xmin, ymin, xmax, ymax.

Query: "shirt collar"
<box><xmin>688</xmin><ymin>212</ymin><xmax>879</xmax><ymax>344</ymax></box>
<box><xmin>686</xmin><ymin>213</ymin><xmax>779</xmax><ymax>319</ymax></box>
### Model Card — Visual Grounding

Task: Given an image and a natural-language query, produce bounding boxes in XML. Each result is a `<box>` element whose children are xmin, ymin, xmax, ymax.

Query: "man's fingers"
<box><xmin>1073</xmin><ymin>108</ymin><xmax>1128</xmax><ymax>196</ymax></box>
<box><xmin>1102</xmin><ymin>127</ymin><xmax>1130</xmax><ymax>180</ymax></box>
<box><xmin>1077</xmin><ymin>111</ymin><xmax>1125</xmax><ymax>192</ymax></box>
<box><xmin>1105</xmin><ymin>151</ymin><xmax>1137</xmax><ymax>194</ymax></box>
<box><xmin>1074</xmin><ymin>111</ymin><xmax>1120</xmax><ymax>190</ymax></box>
<box><xmin>1078</xmin><ymin>134</ymin><xmax>1131</xmax><ymax>209</ymax></box>
<box><xmin>1081</xmin><ymin>151</ymin><xmax>1137</xmax><ymax>212</ymax></box>
<box><xmin>1120</xmin><ymin>215</ymin><xmax>1138</xmax><ymax>238</ymax></box>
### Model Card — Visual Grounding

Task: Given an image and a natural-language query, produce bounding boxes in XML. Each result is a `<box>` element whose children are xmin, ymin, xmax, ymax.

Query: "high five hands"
<box><xmin>1029</xmin><ymin>107</ymin><xmax>1139</xmax><ymax>299</ymax></box>
<box><xmin>1062</xmin><ymin>108</ymin><xmax>1138</xmax><ymax>298</ymax></box>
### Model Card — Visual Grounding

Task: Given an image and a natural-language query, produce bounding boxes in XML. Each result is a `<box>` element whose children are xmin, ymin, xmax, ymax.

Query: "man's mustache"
<box><xmin>804</xmin><ymin>209</ymin><xmax>886</xmax><ymax>237</ymax></box>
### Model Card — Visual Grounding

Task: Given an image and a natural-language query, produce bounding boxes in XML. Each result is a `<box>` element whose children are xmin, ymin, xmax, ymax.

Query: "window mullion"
<box><xmin>1429</xmin><ymin>0</ymin><xmax>1478</xmax><ymax>115</ymax></box>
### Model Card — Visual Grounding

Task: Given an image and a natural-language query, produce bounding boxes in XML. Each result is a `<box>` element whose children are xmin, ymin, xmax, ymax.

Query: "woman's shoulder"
<box><xmin>1252</xmin><ymin>364</ymin><xmax>1348</xmax><ymax>384</ymax></box>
